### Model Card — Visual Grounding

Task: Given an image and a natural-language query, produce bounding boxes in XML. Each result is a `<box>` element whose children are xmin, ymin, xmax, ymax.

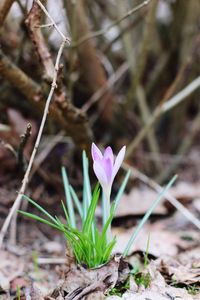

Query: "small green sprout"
<box><xmin>32</xmin><ymin>251</ymin><xmax>39</xmax><ymax>276</ymax></box>
<box><xmin>186</xmin><ymin>285</ymin><xmax>200</xmax><ymax>295</ymax></box>
<box><xmin>134</xmin><ymin>272</ymin><xmax>151</xmax><ymax>288</ymax></box>
<box><xmin>108</xmin><ymin>278</ymin><xmax>130</xmax><ymax>297</ymax></box>
<box><xmin>16</xmin><ymin>285</ymin><xmax>21</xmax><ymax>300</ymax></box>
<box><xmin>144</xmin><ymin>233</ymin><xmax>150</xmax><ymax>268</ymax></box>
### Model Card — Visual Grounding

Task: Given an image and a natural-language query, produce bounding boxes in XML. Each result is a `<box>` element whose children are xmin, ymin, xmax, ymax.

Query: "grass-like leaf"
<box><xmin>22</xmin><ymin>195</ymin><xmax>58</xmax><ymax>225</ymax></box>
<box><xmin>69</xmin><ymin>185</ymin><xmax>83</xmax><ymax>218</ymax></box>
<box><xmin>114</xmin><ymin>170</ymin><xmax>130</xmax><ymax>211</ymax></box>
<box><xmin>61</xmin><ymin>167</ymin><xmax>76</xmax><ymax>228</ymax></box>
<box><xmin>82</xmin><ymin>184</ymin><xmax>100</xmax><ymax>235</ymax></box>
<box><xmin>18</xmin><ymin>210</ymin><xmax>62</xmax><ymax>231</ymax></box>
<box><xmin>61</xmin><ymin>200</ymin><xmax>70</xmax><ymax>225</ymax></box>
<box><xmin>82</xmin><ymin>151</ymin><xmax>92</xmax><ymax>208</ymax></box>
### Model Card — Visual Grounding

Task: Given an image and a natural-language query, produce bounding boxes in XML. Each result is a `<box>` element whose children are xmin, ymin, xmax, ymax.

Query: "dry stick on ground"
<box><xmin>122</xmin><ymin>162</ymin><xmax>200</xmax><ymax>230</ymax></box>
<box><xmin>0</xmin><ymin>0</ymin><xmax>15</xmax><ymax>27</ymax></box>
<box><xmin>126</xmin><ymin>76</ymin><xmax>200</xmax><ymax>159</ymax></box>
<box><xmin>0</xmin><ymin>1</ymin><xmax>70</xmax><ymax>248</ymax></box>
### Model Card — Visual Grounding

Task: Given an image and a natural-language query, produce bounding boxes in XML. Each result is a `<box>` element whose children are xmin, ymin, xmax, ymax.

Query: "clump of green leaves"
<box><xmin>19</xmin><ymin>148</ymin><xmax>177</xmax><ymax>269</ymax></box>
<box><xmin>19</xmin><ymin>185</ymin><xmax>116</xmax><ymax>268</ymax></box>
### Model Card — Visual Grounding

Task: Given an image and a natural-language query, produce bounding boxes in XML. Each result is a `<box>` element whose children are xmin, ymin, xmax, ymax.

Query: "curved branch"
<box><xmin>0</xmin><ymin>49</ymin><xmax>92</xmax><ymax>148</ymax></box>
<box><xmin>0</xmin><ymin>0</ymin><xmax>15</xmax><ymax>27</ymax></box>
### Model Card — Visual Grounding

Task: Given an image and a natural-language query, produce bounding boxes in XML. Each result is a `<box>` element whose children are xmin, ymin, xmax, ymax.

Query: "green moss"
<box><xmin>134</xmin><ymin>272</ymin><xmax>151</xmax><ymax>288</ymax></box>
<box><xmin>186</xmin><ymin>285</ymin><xmax>200</xmax><ymax>295</ymax></box>
<box><xmin>108</xmin><ymin>278</ymin><xmax>130</xmax><ymax>297</ymax></box>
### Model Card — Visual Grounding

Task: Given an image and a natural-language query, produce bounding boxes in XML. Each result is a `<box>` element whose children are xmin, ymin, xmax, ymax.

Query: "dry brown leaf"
<box><xmin>107</xmin><ymin>262</ymin><xmax>198</xmax><ymax>300</ymax></box>
<box><xmin>113</xmin><ymin>222</ymin><xmax>191</xmax><ymax>257</ymax></box>
<box><xmin>47</xmin><ymin>256</ymin><xmax>129</xmax><ymax>300</ymax></box>
<box><xmin>170</xmin><ymin>182</ymin><xmax>200</xmax><ymax>203</ymax></box>
<box><xmin>157</xmin><ymin>247</ymin><xmax>200</xmax><ymax>285</ymax></box>
<box><xmin>115</xmin><ymin>188</ymin><xmax>167</xmax><ymax>218</ymax></box>
<box><xmin>0</xmin><ymin>250</ymin><xmax>24</xmax><ymax>291</ymax></box>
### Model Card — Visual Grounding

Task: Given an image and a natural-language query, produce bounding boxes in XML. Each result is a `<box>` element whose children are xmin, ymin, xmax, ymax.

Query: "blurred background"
<box><xmin>1</xmin><ymin>0</ymin><xmax>200</xmax><ymax>221</ymax></box>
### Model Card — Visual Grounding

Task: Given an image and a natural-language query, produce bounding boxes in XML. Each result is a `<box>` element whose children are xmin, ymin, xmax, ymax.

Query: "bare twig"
<box><xmin>118</xmin><ymin>0</ymin><xmax>161</xmax><ymax>170</ymax></box>
<box><xmin>30</xmin><ymin>131</ymin><xmax>64</xmax><ymax>177</ymax></box>
<box><xmin>123</xmin><ymin>162</ymin><xmax>200</xmax><ymax>230</ymax></box>
<box><xmin>17</xmin><ymin>123</ymin><xmax>32</xmax><ymax>171</ymax></box>
<box><xmin>103</xmin><ymin>9</ymin><xmax>147</xmax><ymax>53</ymax></box>
<box><xmin>126</xmin><ymin>0</ymin><xmax>158</xmax><ymax>106</ymax></box>
<box><xmin>37</xmin><ymin>257</ymin><xmax>66</xmax><ymax>265</ymax></box>
<box><xmin>35</xmin><ymin>0</ymin><xmax>70</xmax><ymax>43</ymax></box>
<box><xmin>136</xmin><ymin>85</ymin><xmax>162</xmax><ymax>171</ymax></box>
<box><xmin>0</xmin><ymin>1</ymin><xmax>69</xmax><ymax>248</ymax></box>
<box><xmin>70</xmin><ymin>0</ymin><xmax>151</xmax><ymax>48</ymax></box>
<box><xmin>0</xmin><ymin>139</ymin><xmax>17</xmax><ymax>158</ymax></box>
<box><xmin>0</xmin><ymin>0</ymin><xmax>15</xmax><ymax>27</ymax></box>
<box><xmin>126</xmin><ymin>76</ymin><xmax>200</xmax><ymax>159</ymax></box>
<box><xmin>82</xmin><ymin>62</ymin><xmax>129</xmax><ymax>112</ymax></box>
<box><xmin>64</xmin><ymin>0</ymin><xmax>116</xmax><ymax>123</ymax></box>
<box><xmin>0</xmin><ymin>49</ymin><xmax>92</xmax><ymax>148</ymax></box>
<box><xmin>157</xmin><ymin>109</ymin><xmax>200</xmax><ymax>183</ymax></box>
<box><xmin>9</xmin><ymin>132</ymin><xmax>64</xmax><ymax>245</ymax></box>
<box><xmin>25</xmin><ymin>0</ymin><xmax>55</xmax><ymax>80</ymax></box>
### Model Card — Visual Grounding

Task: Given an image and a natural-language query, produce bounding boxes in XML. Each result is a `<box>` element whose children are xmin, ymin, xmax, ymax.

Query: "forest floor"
<box><xmin>0</xmin><ymin>173</ymin><xmax>200</xmax><ymax>299</ymax></box>
<box><xmin>0</xmin><ymin>117</ymin><xmax>200</xmax><ymax>299</ymax></box>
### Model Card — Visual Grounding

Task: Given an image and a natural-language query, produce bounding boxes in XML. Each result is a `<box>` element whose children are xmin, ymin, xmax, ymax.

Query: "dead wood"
<box><xmin>0</xmin><ymin>0</ymin><xmax>15</xmax><ymax>28</ymax></box>
<box><xmin>0</xmin><ymin>49</ymin><xmax>92</xmax><ymax>152</ymax></box>
<box><xmin>25</xmin><ymin>0</ymin><xmax>55</xmax><ymax>81</ymax></box>
<box><xmin>46</xmin><ymin>256</ymin><xmax>130</xmax><ymax>300</ymax></box>
<box><xmin>64</xmin><ymin>0</ymin><xmax>116</xmax><ymax>123</ymax></box>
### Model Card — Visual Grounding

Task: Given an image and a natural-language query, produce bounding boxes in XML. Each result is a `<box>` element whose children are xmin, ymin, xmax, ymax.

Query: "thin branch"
<box><xmin>0</xmin><ymin>49</ymin><xmax>92</xmax><ymax>149</ymax></box>
<box><xmin>102</xmin><ymin>9</ymin><xmax>147</xmax><ymax>53</ymax></box>
<box><xmin>35</xmin><ymin>0</ymin><xmax>70</xmax><ymax>43</ymax></box>
<box><xmin>9</xmin><ymin>132</ymin><xmax>64</xmax><ymax>245</ymax></box>
<box><xmin>119</xmin><ymin>0</ymin><xmax>161</xmax><ymax>169</ymax></box>
<box><xmin>0</xmin><ymin>139</ymin><xmax>17</xmax><ymax>158</ymax></box>
<box><xmin>157</xmin><ymin>109</ymin><xmax>200</xmax><ymax>183</ymax></box>
<box><xmin>82</xmin><ymin>62</ymin><xmax>129</xmax><ymax>112</ymax></box>
<box><xmin>136</xmin><ymin>84</ymin><xmax>162</xmax><ymax>171</ymax></box>
<box><xmin>0</xmin><ymin>0</ymin><xmax>15</xmax><ymax>27</ymax></box>
<box><xmin>17</xmin><ymin>123</ymin><xmax>32</xmax><ymax>172</ymax></box>
<box><xmin>126</xmin><ymin>76</ymin><xmax>200</xmax><ymax>159</ymax></box>
<box><xmin>123</xmin><ymin>162</ymin><xmax>200</xmax><ymax>230</ymax></box>
<box><xmin>0</xmin><ymin>1</ymin><xmax>69</xmax><ymax>248</ymax></box>
<box><xmin>25</xmin><ymin>0</ymin><xmax>55</xmax><ymax>80</ymax></box>
<box><xmin>70</xmin><ymin>0</ymin><xmax>151</xmax><ymax>48</ymax></box>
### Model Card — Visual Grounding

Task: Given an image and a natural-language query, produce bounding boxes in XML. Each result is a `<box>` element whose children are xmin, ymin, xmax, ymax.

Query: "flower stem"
<box><xmin>102</xmin><ymin>190</ymin><xmax>112</xmax><ymax>243</ymax></box>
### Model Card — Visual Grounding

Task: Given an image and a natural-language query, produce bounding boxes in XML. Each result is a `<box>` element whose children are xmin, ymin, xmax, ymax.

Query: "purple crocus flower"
<box><xmin>91</xmin><ymin>143</ymin><xmax>126</xmax><ymax>197</ymax></box>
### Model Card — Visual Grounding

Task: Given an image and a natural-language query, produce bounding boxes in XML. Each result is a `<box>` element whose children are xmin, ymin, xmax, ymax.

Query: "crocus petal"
<box><xmin>112</xmin><ymin>146</ymin><xmax>126</xmax><ymax>181</ymax></box>
<box><xmin>91</xmin><ymin>143</ymin><xmax>103</xmax><ymax>162</ymax></box>
<box><xmin>104</xmin><ymin>146</ymin><xmax>114</xmax><ymax>166</ymax></box>
<box><xmin>93</xmin><ymin>161</ymin><xmax>108</xmax><ymax>188</ymax></box>
<box><xmin>102</xmin><ymin>157</ymin><xmax>113</xmax><ymax>182</ymax></box>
